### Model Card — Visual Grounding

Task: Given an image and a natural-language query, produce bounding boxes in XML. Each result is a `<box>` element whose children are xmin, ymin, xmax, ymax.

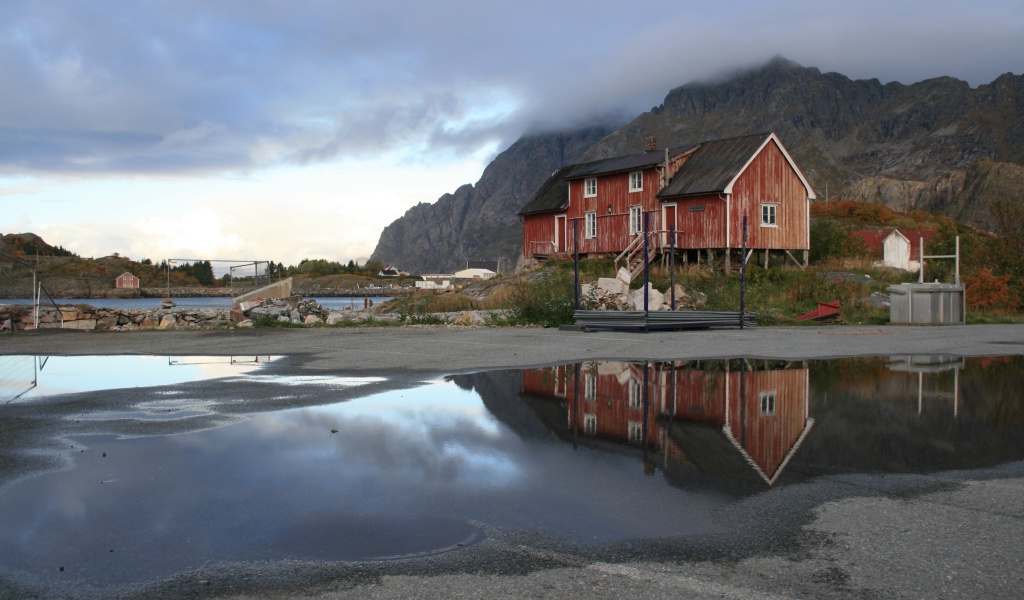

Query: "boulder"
<box><xmin>326</xmin><ymin>311</ymin><xmax>349</xmax><ymax>325</ymax></box>
<box><xmin>631</xmin><ymin>285</ymin><xmax>664</xmax><ymax>311</ymax></box>
<box><xmin>158</xmin><ymin>314</ymin><xmax>178</xmax><ymax>330</ymax></box>
<box><xmin>63</xmin><ymin>319</ymin><xmax>97</xmax><ymax>330</ymax></box>
<box><xmin>96</xmin><ymin>316</ymin><xmax>118</xmax><ymax>330</ymax></box>
<box><xmin>616</xmin><ymin>267</ymin><xmax>632</xmax><ymax>285</ymax></box>
<box><xmin>596</xmin><ymin>277</ymin><xmax>628</xmax><ymax>297</ymax></box>
<box><xmin>303</xmin><ymin>315</ymin><xmax>323</xmax><ymax>325</ymax></box>
<box><xmin>454</xmin><ymin>311</ymin><xmax>486</xmax><ymax>326</ymax></box>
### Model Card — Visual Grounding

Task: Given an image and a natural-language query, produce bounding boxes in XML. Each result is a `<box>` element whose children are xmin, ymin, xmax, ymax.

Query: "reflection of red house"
<box><xmin>522</xmin><ymin>360</ymin><xmax>813</xmax><ymax>486</ymax></box>
<box><xmin>115</xmin><ymin>271</ymin><xmax>140</xmax><ymax>289</ymax></box>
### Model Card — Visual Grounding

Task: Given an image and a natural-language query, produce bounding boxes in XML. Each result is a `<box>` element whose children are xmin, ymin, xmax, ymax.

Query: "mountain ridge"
<box><xmin>370</xmin><ymin>58</ymin><xmax>1024</xmax><ymax>273</ymax></box>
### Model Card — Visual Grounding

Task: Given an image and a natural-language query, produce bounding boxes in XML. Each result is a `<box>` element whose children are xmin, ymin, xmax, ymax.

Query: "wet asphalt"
<box><xmin>2</xmin><ymin>324</ymin><xmax>1023</xmax><ymax>599</ymax></box>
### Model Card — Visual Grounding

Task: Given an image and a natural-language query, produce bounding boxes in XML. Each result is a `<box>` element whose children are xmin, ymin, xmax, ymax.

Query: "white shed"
<box><xmin>882</xmin><ymin>230</ymin><xmax>912</xmax><ymax>270</ymax></box>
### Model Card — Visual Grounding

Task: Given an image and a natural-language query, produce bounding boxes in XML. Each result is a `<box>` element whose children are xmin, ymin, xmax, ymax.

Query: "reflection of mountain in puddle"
<box><xmin>517</xmin><ymin>359</ymin><xmax>814</xmax><ymax>495</ymax></box>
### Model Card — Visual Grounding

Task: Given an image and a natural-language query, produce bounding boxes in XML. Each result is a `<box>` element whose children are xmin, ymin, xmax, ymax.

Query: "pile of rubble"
<box><xmin>240</xmin><ymin>297</ymin><xmax>401</xmax><ymax>326</ymax></box>
<box><xmin>581</xmin><ymin>268</ymin><xmax>707</xmax><ymax>311</ymax></box>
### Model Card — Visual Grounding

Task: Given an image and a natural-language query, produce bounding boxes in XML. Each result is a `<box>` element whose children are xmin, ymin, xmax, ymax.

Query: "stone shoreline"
<box><xmin>1</xmin><ymin>301</ymin><xmax>506</xmax><ymax>331</ymax></box>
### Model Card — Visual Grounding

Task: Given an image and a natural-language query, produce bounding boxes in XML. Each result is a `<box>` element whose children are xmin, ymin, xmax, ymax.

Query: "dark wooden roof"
<box><xmin>564</xmin><ymin>147</ymin><xmax>690</xmax><ymax>179</ymax></box>
<box><xmin>658</xmin><ymin>133</ymin><xmax>771</xmax><ymax>197</ymax></box>
<box><xmin>517</xmin><ymin>165</ymin><xmax>574</xmax><ymax>216</ymax></box>
<box><xmin>519</xmin><ymin>132</ymin><xmax>812</xmax><ymax>217</ymax></box>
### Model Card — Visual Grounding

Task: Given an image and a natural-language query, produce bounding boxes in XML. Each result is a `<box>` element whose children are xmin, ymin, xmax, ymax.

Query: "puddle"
<box><xmin>0</xmin><ymin>355</ymin><xmax>282</xmax><ymax>402</ymax></box>
<box><xmin>0</xmin><ymin>355</ymin><xmax>1022</xmax><ymax>593</ymax></box>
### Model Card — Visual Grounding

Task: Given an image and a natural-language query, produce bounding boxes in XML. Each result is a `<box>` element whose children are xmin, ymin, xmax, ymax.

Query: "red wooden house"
<box><xmin>519</xmin><ymin>133</ymin><xmax>815</xmax><ymax>274</ymax></box>
<box><xmin>115</xmin><ymin>271</ymin><xmax>140</xmax><ymax>289</ymax></box>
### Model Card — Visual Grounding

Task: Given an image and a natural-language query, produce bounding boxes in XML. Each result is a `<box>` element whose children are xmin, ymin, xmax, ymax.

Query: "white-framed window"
<box><xmin>583</xmin><ymin>413</ymin><xmax>597</xmax><ymax>435</ymax></box>
<box><xmin>584</xmin><ymin>177</ymin><xmax>597</xmax><ymax>198</ymax></box>
<box><xmin>628</xmin><ymin>206</ymin><xmax>642</xmax><ymax>235</ymax></box>
<box><xmin>584</xmin><ymin>371</ymin><xmax>597</xmax><ymax>400</ymax></box>
<box><xmin>760</xmin><ymin>390</ymin><xmax>777</xmax><ymax>415</ymax></box>
<box><xmin>629</xmin><ymin>171</ymin><xmax>643</xmax><ymax>192</ymax></box>
<box><xmin>761</xmin><ymin>203</ymin><xmax>778</xmax><ymax>227</ymax></box>
<box><xmin>628</xmin><ymin>378</ymin><xmax>642</xmax><ymax>409</ymax></box>
<box><xmin>628</xmin><ymin>421</ymin><xmax>643</xmax><ymax>443</ymax></box>
<box><xmin>584</xmin><ymin>211</ymin><xmax>597</xmax><ymax>239</ymax></box>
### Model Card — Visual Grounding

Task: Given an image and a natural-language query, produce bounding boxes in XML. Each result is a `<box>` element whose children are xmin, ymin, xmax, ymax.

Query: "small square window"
<box><xmin>584</xmin><ymin>178</ymin><xmax>597</xmax><ymax>198</ymax></box>
<box><xmin>761</xmin><ymin>203</ymin><xmax>778</xmax><ymax>227</ymax></box>
<box><xmin>759</xmin><ymin>390</ymin><xmax>777</xmax><ymax>415</ymax></box>
<box><xmin>584</xmin><ymin>212</ymin><xmax>597</xmax><ymax>239</ymax></box>
<box><xmin>629</xmin><ymin>171</ymin><xmax>643</xmax><ymax>192</ymax></box>
<box><xmin>583</xmin><ymin>413</ymin><xmax>597</xmax><ymax>435</ymax></box>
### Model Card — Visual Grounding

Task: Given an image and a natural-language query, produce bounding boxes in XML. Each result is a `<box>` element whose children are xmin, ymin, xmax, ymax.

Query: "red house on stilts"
<box><xmin>519</xmin><ymin>133</ymin><xmax>816</xmax><ymax>277</ymax></box>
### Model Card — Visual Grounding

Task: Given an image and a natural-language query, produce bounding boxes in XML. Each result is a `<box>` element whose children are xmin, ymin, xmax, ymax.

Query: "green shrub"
<box><xmin>506</xmin><ymin>267</ymin><xmax>577</xmax><ymax>327</ymax></box>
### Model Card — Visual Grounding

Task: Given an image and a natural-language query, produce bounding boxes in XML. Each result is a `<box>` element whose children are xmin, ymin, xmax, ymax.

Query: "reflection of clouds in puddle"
<box><xmin>5</xmin><ymin>356</ymin><xmax>392</xmax><ymax>403</ymax></box>
<box><xmin>6</xmin><ymin>356</ymin><xmax>283</xmax><ymax>400</ymax></box>
<box><xmin>241</xmin><ymin>374</ymin><xmax>386</xmax><ymax>387</ymax></box>
<box><xmin>74</xmin><ymin>399</ymin><xmax>219</xmax><ymax>421</ymax></box>
<box><xmin>245</xmin><ymin>382</ymin><xmax>523</xmax><ymax>490</ymax></box>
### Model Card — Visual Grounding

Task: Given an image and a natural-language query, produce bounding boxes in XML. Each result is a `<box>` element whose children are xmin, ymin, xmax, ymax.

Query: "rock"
<box><xmin>158</xmin><ymin>314</ymin><xmax>178</xmax><ymax>330</ymax></box>
<box><xmin>596</xmin><ymin>277</ymin><xmax>628</xmax><ymax>297</ymax></box>
<box><xmin>616</xmin><ymin>267</ymin><xmax>632</xmax><ymax>285</ymax></box>
<box><xmin>63</xmin><ymin>319</ymin><xmax>97</xmax><ymax>330</ymax></box>
<box><xmin>96</xmin><ymin>316</ymin><xmax>118</xmax><ymax>330</ymax></box>
<box><xmin>237</xmin><ymin>319</ymin><xmax>254</xmax><ymax>328</ymax></box>
<box><xmin>454</xmin><ymin>311</ymin><xmax>486</xmax><ymax>326</ymax></box>
<box><xmin>326</xmin><ymin>311</ymin><xmax>349</xmax><ymax>325</ymax></box>
<box><xmin>303</xmin><ymin>315</ymin><xmax>322</xmax><ymax>325</ymax></box>
<box><xmin>631</xmin><ymin>285</ymin><xmax>664</xmax><ymax>311</ymax></box>
<box><xmin>139</xmin><ymin>315</ymin><xmax>160</xmax><ymax>329</ymax></box>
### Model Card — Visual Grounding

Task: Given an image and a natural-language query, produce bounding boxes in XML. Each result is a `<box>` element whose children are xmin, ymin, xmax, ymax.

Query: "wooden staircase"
<box><xmin>614</xmin><ymin>232</ymin><xmax>662</xmax><ymax>281</ymax></box>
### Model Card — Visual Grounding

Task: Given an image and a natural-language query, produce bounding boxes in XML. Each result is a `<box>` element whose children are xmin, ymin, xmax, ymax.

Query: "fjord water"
<box><xmin>0</xmin><ymin>355</ymin><xmax>1020</xmax><ymax>593</ymax></box>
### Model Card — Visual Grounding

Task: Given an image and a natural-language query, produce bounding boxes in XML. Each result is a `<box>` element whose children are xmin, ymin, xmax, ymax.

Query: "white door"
<box><xmin>554</xmin><ymin>215</ymin><xmax>567</xmax><ymax>252</ymax></box>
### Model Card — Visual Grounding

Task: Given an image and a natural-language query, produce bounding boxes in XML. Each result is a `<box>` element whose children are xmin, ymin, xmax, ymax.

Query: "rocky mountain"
<box><xmin>370</xmin><ymin>126</ymin><xmax>616</xmax><ymax>274</ymax></box>
<box><xmin>371</xmin><ymin>57</ymin><xmax>1024</xmax><ymax>272</ymax></box>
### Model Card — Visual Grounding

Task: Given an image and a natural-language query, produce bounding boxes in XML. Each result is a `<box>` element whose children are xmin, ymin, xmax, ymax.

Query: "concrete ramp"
<box><xmin>233</xmin><ymin>278</ymin><xmax>293</xmax><ymax>308</ymax></box>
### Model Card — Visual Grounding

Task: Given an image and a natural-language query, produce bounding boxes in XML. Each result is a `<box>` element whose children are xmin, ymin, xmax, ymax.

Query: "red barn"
<box><xmin>519</xmin><ymin>133</ymin><xmax>815</xmax><ymax>274</ymax></box>
<box><xmin>115</xmin><ymin>271</ymin><xmax>140</xmax><ymax>289</ymax></box>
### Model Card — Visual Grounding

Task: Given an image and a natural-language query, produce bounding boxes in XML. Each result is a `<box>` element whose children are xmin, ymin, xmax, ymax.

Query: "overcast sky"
<box><xmin>2</xmin><ymin>0</ymin><xmax>1021</xmax><ymax>268</ymax></box>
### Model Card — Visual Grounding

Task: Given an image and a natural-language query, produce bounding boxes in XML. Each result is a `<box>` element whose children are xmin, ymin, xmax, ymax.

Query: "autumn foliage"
<box><xmin>964</xmin><ymin>268</ymin><xmax>1014</xmax><ymax>314</ymax></box>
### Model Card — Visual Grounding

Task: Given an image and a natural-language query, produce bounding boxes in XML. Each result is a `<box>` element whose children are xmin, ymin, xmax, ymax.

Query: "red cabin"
<box><xmin>115</xmin><ymin>271</ymin><xmax>140</xmax><ymax>289</ymax></box>
<box><xmin>519</xmin><ymin>133</ymin><xmax>815</xmax><ymax>273</ymax></box>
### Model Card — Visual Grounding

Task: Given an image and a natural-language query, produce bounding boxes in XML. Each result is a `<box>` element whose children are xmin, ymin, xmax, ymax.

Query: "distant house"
<box><xmin>453</xmin><ymin>268</ymin><xmax>496</xmax><ymax>280</ymax></box>
<box><xmin>416</xmin><ymin>274</ymin><xmax>453</xmax><ymax>290</ymax></box>
<box><xmin>467</xmin><ymin>260</ymin><xmax>499</xmax><ymax>273</ymax></box>
<box><xmin>378</xmin><ymin>265</ymin><xmax>405</xmax><ymax>277</ymax></box>
<box><xmin>519</xmin><ymin>132</ymin><xmax>815</xmax><ymax>275</ymax></box>
<box><xmin>849</xmin><ymin>229</ymin><xmax>937</xmax><ymax>271</ymax></box>
<box><xmin>115</xmin><ymin>271</ymin><xmax>140</xmax><ymax>289</ymax></box>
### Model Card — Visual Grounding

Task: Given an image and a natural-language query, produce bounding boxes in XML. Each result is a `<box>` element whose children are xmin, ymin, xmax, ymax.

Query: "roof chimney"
<box><xmin>644</xmin><ymin>136</ymin><xmax>657</xmax><ymax>151</ymax></box>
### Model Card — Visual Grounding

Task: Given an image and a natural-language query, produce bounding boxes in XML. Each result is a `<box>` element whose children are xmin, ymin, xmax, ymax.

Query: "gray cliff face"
<box><xmin>372</xmin><ymin>58</ymin><xmax>1024</xmax><ymax>272</ymax></box>
<box><xmin>370</xmin><ymin>126</ymin><xmax>615</xmax><ymax>273</ymax></box>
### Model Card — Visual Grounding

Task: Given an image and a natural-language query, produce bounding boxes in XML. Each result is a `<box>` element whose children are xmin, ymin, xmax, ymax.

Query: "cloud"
<box><xmin>1</xmin><ymin>0</ymin><xmax>1020</xmax><ymax>178</ymax></box>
